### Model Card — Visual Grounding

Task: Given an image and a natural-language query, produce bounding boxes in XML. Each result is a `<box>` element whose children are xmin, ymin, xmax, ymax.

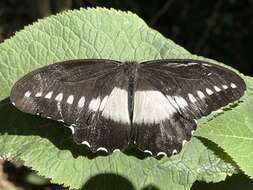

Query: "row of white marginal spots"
<box><xmin>24</xmin><ymin>91</ymin><xmax>106</xmax><ymax>111</ymax></box>
<box><xmin>21</xmin><ymin>89</ymin><xmax>111</xmax><ymax>153</ymax></box>
<box><xmin>20</xmin><ymin>82</ymin><xmax>237</xmax><ymax>156</ymax></box>
<box><xmin>22</xmin><ymin>82</ymin><xmax>237</xmax><ymax>110</ymax></box>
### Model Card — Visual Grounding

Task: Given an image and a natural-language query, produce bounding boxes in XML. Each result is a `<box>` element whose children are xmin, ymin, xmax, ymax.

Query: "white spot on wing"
<box><xmin>45</xmin><ymin>91</ymin><xmax>53</xmax><ymax>99</ymax></box>
<box><xmin>191</xmin><ymin>130</ymin><xmax>195</xmax><ymax>135</ymax></box>
<box><xmin>188</xmin><ymin>62</ymin><xmax>198</xmax><ymax>66</ymax></box>
<box><xmin>99</xmin><ymin>95</ymin><xmax>108</xmax><ymax>111</ymax></box>
<box><xmin>174</xmin><ymin>96</ymin><xmax>188</xmax><ymax>108</ymax></box>
<box><xmin>81</xmin><ymin>141</ymin><xmax>91</xmax><ymax>147</ymax></box>
<box><xmin>214</xmin><ymin>86</ymin><xmax>221</xmax><ymax>92</ymax></box>
<box><xmin>182</xmin><ymin>140</ymin><xmax>187</xmax><ymax>146</ymax></box>
<box><xmin>89</xmin><ymin>97</ymin><xmax>101</xmax><ymax>111</ymax></box>
<box><xmin>203</xmin><ymin>63</ymin><xmax>212</xmax><ymax>67</ymax></box>
<box><xmin>166</xmin><ymin>96</ymin><xmax>180</xmax><ymax>110</ymax></box>
<box><xmin>12</xmin><ymin>102</ymin><xmax>15</xmax><ymax>106</ymax></box>
<box><xmin>133</xmin><ymin>90</ymin><xmax>177</xmax><ymax>124</ymax></box>
<box><xmin>172</xmin><ymin>149</ymin><xmax>178</xmax><ymax>155</ymax></box>
<box><xmin>113</xmin><ymin>149</ymin><xmax>120</xmax><ymax>152</ymax></box>
<box><xmin>78</xmin><ymin>96</ymin><xmax>85</xmax><ymax>108</ymax></box>
<box><xmin>197</xmin><ymin>90</ymin><xmax>205</xmax><ymax>99</ymax></box>
<box><xmin>214</xmin><ymin>109</ymin><xmax>223</xmax><ymax>114</ymax></box>
<box><xmin>222</xmin><ymin>85</ymin><xmax>228</xmax><ymax>89</ymax></box>
<box><xmin>188</xmin><ymin>93</ymin><xmax>197</xmax><ymax>103</ymax></box>
<box><xmin>35</xmin><ymin>92</ymin><xmax>42</xmax><ymax>97</ymax></box>
<box><xmin>144</xmin><ymin>150</ymin><xmax>153</xmax><ymax>155</ymax></box>
<box><xmin>157</xmin><ymin>152</ymin><xmax>167</xmax><ymax>156</ymax></box>
<box><xmin>97</xmin><ymin>147</ymin><xmax>108</xmax><ymax>152</ymax></box>
<box><xmin>102</xmin><ymin>87</ymin><xmax>130</xmax><ymax>123</ymax></box>
<box><xmin>24</xmin><ymin>91</ymin><xmax>31</xmax><ymax>98</ymax></box>
<box><xmin>173</xmin><ymin>62</ymin><xmax>198</xmax><ymax>67</ymax></box>
<box><xmin>69</xmin><ymin>126</ymin><xmax>75</xmax><ymax>134</ymax></box>
<box><xmin>67</xmin><ymin>95</ymin><xmax>74</xmax><ymax>104</ymax></box>
<box><xmin>230</xmin><ymin>83</ymin><xmax>237</xmax><ymax>88</ymax></box>
<box><xmin>55</xmin><ymin>93</ymin><xmax>63</xmax><ymax>101</ymax></box>
<box><xmin>206</xmin><ymin>88</ymin><xmax>213</xmax><ymax>95</ymax></box>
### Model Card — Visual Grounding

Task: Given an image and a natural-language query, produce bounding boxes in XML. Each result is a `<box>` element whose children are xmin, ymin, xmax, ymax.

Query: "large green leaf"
<box><xmin>196</xmin><ymin>76</ymin><xmax>253</xmax><ymax>178</ymax></box>
<box><xmin>0</xmin><ymin>8</ymin><xmax>251</xmax><ymax>189</ymax></box>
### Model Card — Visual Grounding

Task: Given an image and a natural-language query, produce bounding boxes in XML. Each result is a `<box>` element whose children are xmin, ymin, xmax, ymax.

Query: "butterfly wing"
<box><xmin>133</xmin><ymin>59</ymin><xmax>246</xmax><ymax>156</ymax></box>
<box><xmin>10</xmin><ymin>59</ymin><xmax>131</xmax><ymax>153</ymax></box>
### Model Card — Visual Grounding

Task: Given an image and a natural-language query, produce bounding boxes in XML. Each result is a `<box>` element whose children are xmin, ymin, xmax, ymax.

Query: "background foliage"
<box><xmin>1</xmin><ymin>0</ymin><xmax>253</xmax><ymax>75</ymax></box>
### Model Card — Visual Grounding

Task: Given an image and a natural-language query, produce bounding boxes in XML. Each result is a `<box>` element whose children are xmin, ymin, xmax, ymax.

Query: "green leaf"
<box><xmin>196</xmin><ymin>76</ymin><xmax>253</xmax><ymax>178</ymax></box>
<box><xmin>0</xmin><ymin>7</ymin><xmax>250</xmax><ymax>189</ymax></box>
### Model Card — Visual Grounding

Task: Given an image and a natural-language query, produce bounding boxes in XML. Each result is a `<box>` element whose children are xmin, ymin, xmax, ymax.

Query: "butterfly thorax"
<box><xmin>122</xmin><ymin>61</ymin><xmax>139</xmax><ymax>76</ymax></box>
<box><xmin>122</xmin><ymin>62</ymin><xmax>139</xmax><ymax>123</ymax></box>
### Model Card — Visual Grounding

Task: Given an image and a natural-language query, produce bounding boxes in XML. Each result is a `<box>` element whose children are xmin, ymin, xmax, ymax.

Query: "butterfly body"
<box><xmin>10</xmin><ymin>59</ymin><xmax>246</xmax><ymax>156</ymax></box>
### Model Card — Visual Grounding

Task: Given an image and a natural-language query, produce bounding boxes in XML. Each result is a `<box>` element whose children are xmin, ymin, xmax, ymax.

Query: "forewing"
<box><xmin>10</xmin><ymin>59</ymin><xmax>131</xmax><ymax>153</ymax></box>
<box><xmin>141</xmin><ymin>59</ymin><xmax>246</xmax><ymax>119</ymax></box>
<box><xmin>133</xmin><ymin>59</ymin><xmax>246</xmax><ymax>156</ymax></box>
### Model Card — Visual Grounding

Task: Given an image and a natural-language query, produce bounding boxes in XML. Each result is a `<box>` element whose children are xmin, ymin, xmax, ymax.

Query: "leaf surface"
<box><xmin>196</xmin><ymin>77</ymin><xmax>253</xmax><ymax>178</ymax></box>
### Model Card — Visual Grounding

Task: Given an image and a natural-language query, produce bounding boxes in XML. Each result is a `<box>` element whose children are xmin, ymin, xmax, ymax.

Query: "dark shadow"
<box><xmin>0</xmin><ymin>98</ymin><xmax>109</xmax><ymax>159</ymax></box>
<box><xmin>81</xmin><ymin>173</ymin><xmax>135</xmax><ymax>190</ymax></box>
<box><xmin>81</xmin><ymin>173</ymin><xmax>160</xmax><ymax>190</ymax></box>
<box><xmin>191</xmin><ymin>173</ymin><xmax>253</xmax><ymax>190</ymax></box>
<box><xmin>124</xmin><ymin>144</ymin><xmax>152</xmax><ymax>159</ymax></box>
<box><xmin>124</xmin><ymin>144</ymin><xmax>167</xmax><ymax>160</ymax></box>
<box><xmin>203</xmin><ymin>100</ymin><xmax>244</xmax><ymax>123</ymax></box>
<box><xmin>142</xmin><ymin>185</ymin><xmax>160</xmax><ymax>190</ymax></box>
<box><xmin>3</xmin><ymin>161</ymin><xmax>62</xmax><ymax>190</ymax></box>
<box><xmin>196</xmin><ymin>137</ymin><xmax>239</xmax><ymax>169</ymax></box>
<box><xmin>0</xmin><ymin>98</ymin><xmax>150</xmax><ymax>160</ymax></box>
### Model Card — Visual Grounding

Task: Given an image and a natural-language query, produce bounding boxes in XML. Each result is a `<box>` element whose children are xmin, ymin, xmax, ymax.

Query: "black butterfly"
<box><xmin>10</xmin><ymin>59</ymin><xmax>246</xmax><ymax>156</ymax></box>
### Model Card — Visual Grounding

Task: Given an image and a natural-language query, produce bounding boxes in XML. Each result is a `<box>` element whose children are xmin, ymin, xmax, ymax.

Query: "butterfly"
<box><xmin>10</xmin><ymin>59</ymin><xmax>246</xmax><ymax>157</ymax></box>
